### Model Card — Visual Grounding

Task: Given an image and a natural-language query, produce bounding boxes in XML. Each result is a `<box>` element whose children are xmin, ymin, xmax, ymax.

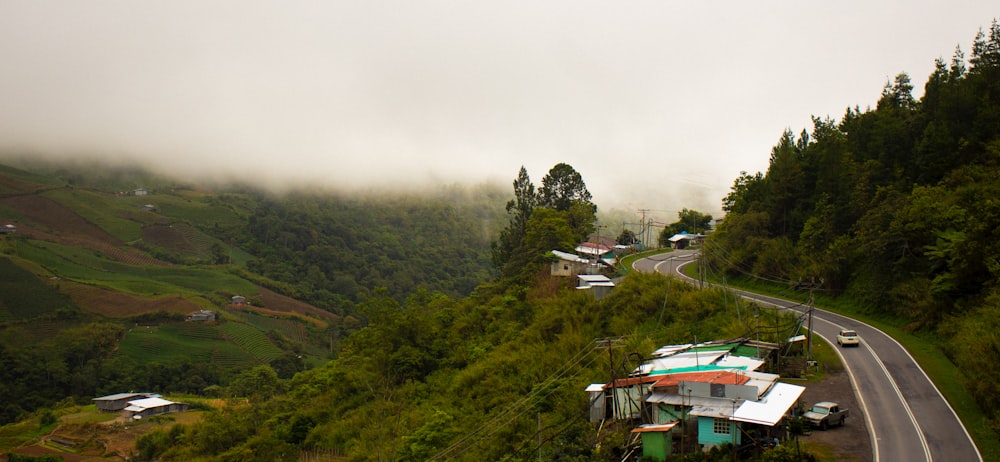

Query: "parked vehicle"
<box><xmin>837</xmin><ymin>329</ymin><xmax>860</xmax><ymax>347</ymax></box>
<box><xmin>804</xmin><ymin>401</ymin><xmax>849</xmax><ymax>430</ymax></box>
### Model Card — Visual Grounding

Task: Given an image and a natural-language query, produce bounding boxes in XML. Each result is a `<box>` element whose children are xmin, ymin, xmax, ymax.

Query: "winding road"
<box><xmin>633</xmin><ymin>250</ymin><xmax>981</xmax><ymax>462</ymax></box>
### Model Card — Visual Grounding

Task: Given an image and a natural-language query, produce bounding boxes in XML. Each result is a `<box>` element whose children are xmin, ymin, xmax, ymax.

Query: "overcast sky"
<box><xmin>0</xmin><ymin>2</ymin><xmax>996</xmax><ymax>221</ymax></box>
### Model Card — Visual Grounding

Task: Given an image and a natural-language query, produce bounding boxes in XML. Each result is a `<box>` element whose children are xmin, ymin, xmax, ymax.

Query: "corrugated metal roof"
<box><xmin>586</xmin><ymin>383</ymin><xmax>605</xmax><ymax>393</ymax></box>
<box><xmin>652</xmin><ymin>371</ymin><xmax>751</xmax><ymax>389</ymax></box>
<box><xmin>93</xmin><ymin>392</ymin><xmax>156</xmax><ymax>401</ymax></box>
<box><xmin>631</xmin><ymin>422</ymin><xmax>679</xmax><ymax>433</ymax></box>
<box><xmin>732</xmin><ymin>382</ymin><xmax>805</xmax><ymax>426</ymax></box>
<box><xmin>690</xmin><ymin>401</ymin><xmax>742</xmax><ymax>419</ymax></box>
<box><xmin>551</xmin><ymin>250</ymin><xmax>588</xmax><ymax>263</ymax></box>
<box><xmin>126</xmin><ymin>397</ymin><xmax>175</xmax><ymax>409</ymax></box>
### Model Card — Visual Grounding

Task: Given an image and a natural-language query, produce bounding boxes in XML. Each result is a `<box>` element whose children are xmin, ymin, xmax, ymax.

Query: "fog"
<box><xmin>1</xmin><ymin>1</ymin><xmax>995</xmax><ymax>222</ymax></box>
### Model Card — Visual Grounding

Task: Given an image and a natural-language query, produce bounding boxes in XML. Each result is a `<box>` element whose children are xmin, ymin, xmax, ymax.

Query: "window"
<box><xmin>713</xmin><ymin>418</ymin><xmax>730</xmax><ymax>434</ymax></box>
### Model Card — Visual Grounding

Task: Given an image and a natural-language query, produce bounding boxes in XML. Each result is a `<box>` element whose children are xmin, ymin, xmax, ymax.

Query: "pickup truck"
<box><xmin>803</xmin><ymin>401</ymin><xmax>848</xmax><ymax>430</ymax></box>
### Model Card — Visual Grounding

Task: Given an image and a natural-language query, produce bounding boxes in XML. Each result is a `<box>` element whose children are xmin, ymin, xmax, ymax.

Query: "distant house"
<box><xmin>667</xmin><ymin>233</ymin><xmax>705</xmax><ymax>249</ymax></box>
<box><xmin>132</xmin><ymin>188</ymin><xmax>148</xmax><ymax>196</ymax></box>
<box><xmin>186</xmin><ymin>309</ymin><xmax>216</xmax><ymax>322</ymax></box>
<box><xmin>575</xmin><ymin>242</ymin><xmax>617</xmax><ymax>266</ymax></box>
<box><xmin>123</xmin><ymin>396</ymin><xmax>188</xmax><ymax>420</ymax></box>
<box><xmin>93</xmin><ymin>393</ymin><xmax>158</xmax><ymax>412</ymax></box>
<box><xmin>0</xmin><ymin>224</ymin><xmax>15</xmax><ymax>234</ymax></box>
<box><xmin>550</xmin><ymin>250</ymin><xmax>591</xmax><ymax>277</ymax></box>
<box><xmin>577</xmin><ymin>274</ymin><xmax>615</xmax><ymax>300</ymax></box>
<box><xmin>232</xmin><ymin>295</ymin><xmax>246</xmax><ymax>307</ymax></box>
<box><xmin>139</xmin><ymin>204</ymin><xmax>156</xmax><ymax>212</ymax></box>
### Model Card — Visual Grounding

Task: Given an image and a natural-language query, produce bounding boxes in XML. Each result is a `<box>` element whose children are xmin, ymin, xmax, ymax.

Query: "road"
<box><xmin>634</xmin><ymin>250</ymin><xmax>981</xmax><ymax>462</ymax></box>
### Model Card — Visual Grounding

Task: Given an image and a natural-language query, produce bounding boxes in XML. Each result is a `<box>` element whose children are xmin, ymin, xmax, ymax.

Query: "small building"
<box><xmin>550</xmin><ymin>250</ymin><xmax>590</xmax><ymax>277</ymax></box>
<box><xmin>132</xmin><ymin>188</ymin><xmax>149</xmax><ymax>196</ymax></box>
<box><xmin>0</xmin><ymin>224</ymin><xmax>15</xmax><ymax>234</ymax></box>
<box><xmin>232</xmin><ymin>295</ymin><xmax>246</xmax><ymax>307</ymax></box>
<box><xmin>93</xmin><ymin>393</ymin><xmax>157</xmax><ymax>412</ymax></box>
<box><xmin>667</xmin><ymin>233</ymin><xmax>705</xmax><ymax>249</ymax></box>
<box><xmin>139</xmin><ymin>204</ymin><xmax>157</xmax><ymax>212</ymax></box>
<box><xmin>123</xmin><ymin>397</ymin><xmax>188</xmax><ymax>420</ymax></box>
<box><xmin>186</xmin><ymin>309</ymin><xmax>216</xmax><ymax>321</ymax></box>
<box><xmin>631</xmin><ymin>423</ymin><xmax>678</xmax><ymax>461</ymax></box>
<box><xmin>575</xmin><ymin>242</ymin><xmax>617</xmax><ymax>266</ymax></box>
<box><xmin>577</xmin><ymin>274</ymin><xmax>615</xmax><ymax>300</ymax></box>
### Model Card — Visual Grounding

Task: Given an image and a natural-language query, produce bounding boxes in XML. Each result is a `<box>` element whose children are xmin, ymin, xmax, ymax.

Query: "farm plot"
<box><xmin>231</xmin><ymin>311</ymin><xmax>310</xmax><ymax>344</ymax></box>
<box><xmin>219</xmin><ymin>321</ymin><xmax>283</xmax><ymax>364</ymax></box>
<box><xmin>118</xmin><ymin>323</ymin><xmax>228</xmax><ymax>365</ymax></box>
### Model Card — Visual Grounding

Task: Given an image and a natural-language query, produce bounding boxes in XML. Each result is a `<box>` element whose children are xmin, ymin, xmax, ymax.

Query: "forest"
<box><xmin>707</xmin><ymin>20</ymin><xmax>1000</xmax><ymax>435</ymax></box>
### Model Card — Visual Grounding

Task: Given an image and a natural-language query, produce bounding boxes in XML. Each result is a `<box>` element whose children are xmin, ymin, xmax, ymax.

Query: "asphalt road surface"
<box><xmin>634</xmin><ymin>250</ymin><xmax>981</xmax><ymax>462</ymax></box>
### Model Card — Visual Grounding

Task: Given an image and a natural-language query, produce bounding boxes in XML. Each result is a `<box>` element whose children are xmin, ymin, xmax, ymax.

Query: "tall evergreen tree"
<box><xmin>537</xmin><ymin>163</ymin><xmax>594</xmax><ymax>213</ymax></box>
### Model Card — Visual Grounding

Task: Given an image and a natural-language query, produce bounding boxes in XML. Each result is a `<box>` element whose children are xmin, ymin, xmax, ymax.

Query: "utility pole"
<box><xmin>594</xmin><ymin>337</ymin><xmax>624</xmax><ymax>421</ymax></box>
<box><xmin>807</xmin><ymin>285</ymin><xmax>815</xmax><ymax>365</ymax></box>
<box><xmin>637</xmin><ymin>209</ymin><xmax>649</xmax><ymax>249</ymax></box>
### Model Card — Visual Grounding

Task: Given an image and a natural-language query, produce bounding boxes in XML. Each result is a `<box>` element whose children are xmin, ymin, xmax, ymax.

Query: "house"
<box><xmin>577</xmin><ymin>274</ymin><xmax>615</xmax><ymax>300</ymax></box>
<box><xmin>232</xmin><ymin>295</ymin><xmax>246</xmax><ymax>307</ymax></box>
<box><xmin>0</xmin><ymin>224</ymin><xmax>15</xmax><ymax>234</ymax></box>
<box><xmin>574</xmin><ymin>242</ymin><xmax>617</xmax><ymax>266</ymax></box>
<box><xmin>667</xmin><ymin>233</ymin><xmax>705</xmax><ymax>249</ymax></box>
<box><xmin>186</xmin><ymin>309</ymin><xmax>216</xmax><ymax>321</ymax></box>
<box><xmin>550</xmin><ymin>250</ymin><xmax>591</xmax><ymax>277</ymax></box>
<box><xmin>93</xmin><ymin>393</ymin><xmax>158</xmax><ymax>412</ymax></box>
<box><xmin>123</xmin><ymin>396</ymin><xmax>188</xmax><ymax>420</ymax></box>
<box><xmin>132</xmin><ymin>188</ymin><xmax>148</xmax><ymax>196</ymax></box>
<box><xmin>139</xmin><ymin>204</ymin><xmax>157</xmax><ymax>212</ymax></box>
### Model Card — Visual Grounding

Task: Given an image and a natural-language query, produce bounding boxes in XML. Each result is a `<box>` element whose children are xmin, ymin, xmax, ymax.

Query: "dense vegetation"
<box><xmin>134</xmin><ymin>273</ymin><xmax>771</xmax><ymax>462</ymax></box>
<box><xmin>707</xmin><ymin>20</ymin><xmax>1000</xmax><ymax>433</ymax></box>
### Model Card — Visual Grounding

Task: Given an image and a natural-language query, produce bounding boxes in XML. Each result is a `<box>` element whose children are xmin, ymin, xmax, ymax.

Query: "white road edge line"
<box><xmin>814</xmin><ymin>307</ymin><xmax>983</xmax><ymax>462</ymax></box>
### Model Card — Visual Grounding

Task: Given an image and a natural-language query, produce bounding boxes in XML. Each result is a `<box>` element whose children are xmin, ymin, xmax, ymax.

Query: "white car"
<box><xmin>837</xmin><ymin>329</ymin><xmax>860</xmax><ymax>347</ymax></box>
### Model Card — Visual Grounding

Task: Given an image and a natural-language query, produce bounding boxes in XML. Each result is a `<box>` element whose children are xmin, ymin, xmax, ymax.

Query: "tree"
<box><xmin>537</xmin><ymin>163</ymin><xmax>595</xmax><ymax>213</ymax></box>
<box><xmin>616</xmin><ymin>229</ymin><xmax>637</xmax><ymax>245</ymax></box>
<box><xmin>492</xmin><ymin>166</ymin><xmax>537</xmax><ymax>273</ymax></box>
<box><xmin>722</xmin><ymin>171</ymin><xmax>764</xmax><ymax>214</ymax></box>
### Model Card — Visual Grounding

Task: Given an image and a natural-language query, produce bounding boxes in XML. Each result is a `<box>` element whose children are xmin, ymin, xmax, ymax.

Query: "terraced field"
<box><xmin>231</xmin><ymin>310</ymin><xmax>310</xmax><ymax>344</ymax></box>
<box><xmin>142</xmin><ymin>222</ymin><xmax>219</xmax><ymax>261</ymax></box>
<box><xmin>118</xmin><ymin>322</ymin><xmax>267</xmax><ymax>368</ymax></box>
<box><xmin>219</xmin><ymin>321</ymin><xmax>283</xmax><ymax>363</ymax></box>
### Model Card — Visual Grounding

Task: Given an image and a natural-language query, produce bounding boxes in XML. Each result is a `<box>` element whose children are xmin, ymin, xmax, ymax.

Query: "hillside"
<box><xmin>0</xmin><ymin>161</ymin><xmax>503</xmax><ymax>430</ymax></box>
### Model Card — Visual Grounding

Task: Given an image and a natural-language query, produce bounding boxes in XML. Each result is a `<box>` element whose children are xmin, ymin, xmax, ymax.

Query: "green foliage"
<box><xmin>142</xmin><ymin>268</ymin><xmax>749</xmax><ymax>461</ymax></box>
<box><xmin>658</xmin><ymin>209</ymin><xmax>713</xmax><ymax>245</ymax></box>
<box><xmin>492</xmin><ymin>164</ymin><xmax>597</xmax><ymax>282</ymax></box>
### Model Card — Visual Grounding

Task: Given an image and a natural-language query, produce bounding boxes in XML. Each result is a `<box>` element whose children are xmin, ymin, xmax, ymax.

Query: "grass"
<box><xmin>685</xmin><ymin>259</ymin><xmax>1000</xmax><ymax>460</ymax></box>
<box><xmin>618</xmin><ymin>247</ymin><xmax>673</xmax><ymax>273</ymax></box>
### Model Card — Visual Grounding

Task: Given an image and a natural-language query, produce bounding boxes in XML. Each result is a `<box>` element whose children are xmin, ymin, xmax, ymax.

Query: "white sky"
<box><xmin>0</xmin><ymin>1</ymin><xmax>995</xmax><ymax>222</ymax></box>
